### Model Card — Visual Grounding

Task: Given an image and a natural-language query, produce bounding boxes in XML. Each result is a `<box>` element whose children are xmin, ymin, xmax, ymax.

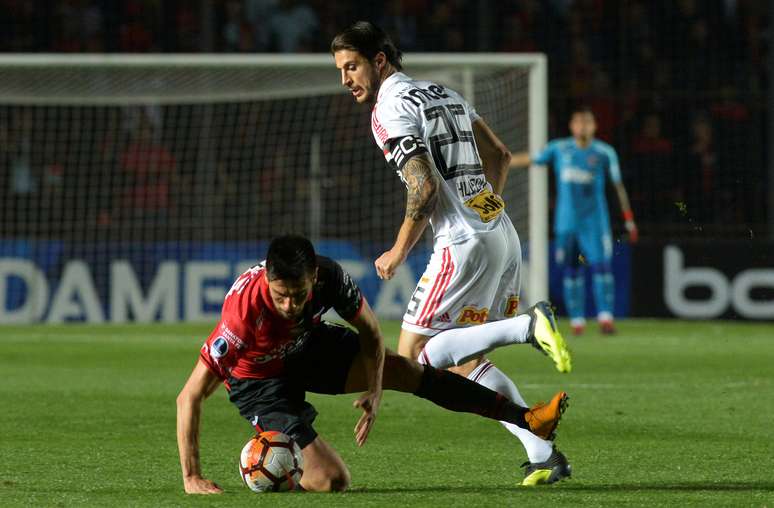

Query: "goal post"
<box><xmin>0</xmin><ymin>53</ymin><xmax>548</xmax><ymax>323</ymax></box>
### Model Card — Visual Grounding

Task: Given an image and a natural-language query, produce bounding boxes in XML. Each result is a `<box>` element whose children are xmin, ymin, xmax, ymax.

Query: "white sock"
<box><xmin>418</xmin><ymin>315</ymin><xmax>532</xmax><ymax>369</ymax></box>
<box><xmin>570</xmin><ymin>317</ymin><xmax>586</xmax><ymax>328</ymax></box>
<box><xmin>597</xmin><ymin>311</ymin><xmax>613</xmax><ymax>323</ymax></box>
<box><xmin>469</xmin><ymin>361</ymin><xmax>553</xmax><ymax>463</ymax></box>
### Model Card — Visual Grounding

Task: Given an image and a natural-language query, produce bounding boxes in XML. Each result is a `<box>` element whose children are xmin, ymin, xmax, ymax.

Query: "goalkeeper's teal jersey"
<box><xmin>533</xmin><ymin>138</ymin><xmax>621</xmax><ymax>234</ymax></box>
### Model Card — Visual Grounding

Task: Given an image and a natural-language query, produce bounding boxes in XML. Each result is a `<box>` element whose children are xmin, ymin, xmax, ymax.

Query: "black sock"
<box><xmin>413</xmin><ymin>365</ymin><xmax>528</xmax><ymax>429</ymax></box>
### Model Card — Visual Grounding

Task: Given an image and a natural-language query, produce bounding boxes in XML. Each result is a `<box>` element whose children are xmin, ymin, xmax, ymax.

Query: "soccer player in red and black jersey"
<box><xmin>176</xmin><ymin>235</ymin><xmax>568</xmax><ymax>494</ymax></box>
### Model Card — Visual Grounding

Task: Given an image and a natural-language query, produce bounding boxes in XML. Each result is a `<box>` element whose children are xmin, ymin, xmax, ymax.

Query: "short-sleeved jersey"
<box><xmin>371</xmin><ymin>72</ymin><xmax>506</xmax><ymax>248</ymax></box>
<box><xmin>199</xmin><ymin>256</ymin><xmax>364</xmax><ymax>384</ymax></box>
<box><xmin>532</xmin><ymin>138</ymin><xmax>621</xmax><ymax>233</ymax></box>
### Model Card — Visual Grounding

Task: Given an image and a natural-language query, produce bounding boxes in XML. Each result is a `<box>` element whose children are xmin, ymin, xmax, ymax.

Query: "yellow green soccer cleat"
<box><xmin>520</xmin><ymin>448</ymin><xmax>572</xmax><ymax>486</ymax></box>
<box><xmin>526</xmin><ymin>301</ymin><xmax>572</xmax><ymax>373</ymax></box>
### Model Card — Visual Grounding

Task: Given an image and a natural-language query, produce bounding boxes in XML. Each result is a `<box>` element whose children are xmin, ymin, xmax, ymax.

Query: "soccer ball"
<box><xmin>239</xmin><ymin>431</ymin><xmax>304</xmax><ymax>493</ymax></box>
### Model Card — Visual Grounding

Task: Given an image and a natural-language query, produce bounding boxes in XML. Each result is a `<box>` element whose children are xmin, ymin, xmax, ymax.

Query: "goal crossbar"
<box><xmin>0</xmin><ymin>52</ymin><xmax>548</xmax><ymax>306</ymax></box>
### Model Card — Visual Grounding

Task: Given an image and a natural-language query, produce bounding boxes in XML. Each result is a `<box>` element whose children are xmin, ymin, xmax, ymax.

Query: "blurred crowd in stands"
<box><xmin>0</xmin><ymin>0</ymin><xmax>770</xmax><ymax>239</ymax></box>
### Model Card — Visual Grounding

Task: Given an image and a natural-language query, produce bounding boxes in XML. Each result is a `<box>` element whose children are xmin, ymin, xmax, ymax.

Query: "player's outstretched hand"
<box><xmin>353</xmin><ymin>390</ymin><xmax>381</xmax><ymax>447</ymax></box>
<box><xmin>374</xmin><ymin>248</ymin><xmax>406</xmax><ymax>280</ymax></box>
<box><xmin>184</xmin><ymin>476</ymin><xmax>223</xmax><ymax>495</ymax></box>
<box><xmin>625</xmin><ymin>220</ymin><xmax>639</xmax><ymax>243</ymax></box>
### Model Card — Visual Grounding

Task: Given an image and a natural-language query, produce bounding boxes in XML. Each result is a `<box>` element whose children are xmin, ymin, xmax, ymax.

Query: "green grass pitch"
<box><xmin>1</xmin><ymin>320</ymin><xmax>773</xmax><ymax>507</ymax></box>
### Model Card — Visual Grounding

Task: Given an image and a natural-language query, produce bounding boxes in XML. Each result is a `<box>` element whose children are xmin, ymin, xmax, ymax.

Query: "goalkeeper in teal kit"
<box><xmin>512</xmin><ymin>106</ymin><xmax>638</xmax><ymax>335</ymax></box>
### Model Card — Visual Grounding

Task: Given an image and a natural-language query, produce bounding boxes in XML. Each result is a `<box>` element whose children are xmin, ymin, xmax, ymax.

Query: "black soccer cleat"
<box><xmin>520</xmin><ymin>448</ymin><xmax>572</xmax><ymax>486</ymax></box>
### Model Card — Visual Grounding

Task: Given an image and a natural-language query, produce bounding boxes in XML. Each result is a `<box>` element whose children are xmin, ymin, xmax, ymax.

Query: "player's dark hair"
<box><xmin>266</xmin><ymin>235</ymin><xmax>317</xmax><ymax>281</ymax></box>
<box><xmin>330</xmin><ymin>21</ymin><xmax>403</xmax><ymax>71</ymax></box>
<box><xmin>571</xmin><ymin>104</ymin><xmax>595</xmax><ymax>117</ymax></box>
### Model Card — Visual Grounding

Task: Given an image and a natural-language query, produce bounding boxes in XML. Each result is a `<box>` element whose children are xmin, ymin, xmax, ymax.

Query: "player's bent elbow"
<box><xmin>175</xmin><ymin>393</ymin><xmax>190</xmax><ymax>416</ymax></box>
<box><xmin>496</xmin><ymin>146</ymin><xmax>512</xmax><ymax>174</ymax></box>
<box><xmin>176</xmin><ymin>387</ymin><xmax>202</xmax><ymax>410</ymax></box>
<box><xmin>499</xmin><ymin>146</ymin><xmax>512</xmax><ymax>165</ymax></box>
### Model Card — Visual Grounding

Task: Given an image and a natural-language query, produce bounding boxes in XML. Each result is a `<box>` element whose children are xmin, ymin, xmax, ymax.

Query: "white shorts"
<box><xmin>402</xmin><ymin>217</ymin><xmax>522</xmax><ymax>336</ymax></box>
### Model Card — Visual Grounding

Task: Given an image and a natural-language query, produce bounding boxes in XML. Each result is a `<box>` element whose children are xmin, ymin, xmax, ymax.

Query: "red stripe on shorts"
<box><xmin>423</xmin><ymin>251</ymin><xmax>455</xmax><ymax>326</ymax></box>
<box><xmin>419</xmin><ymin>249</ymin><xmax>451</xmax><ymax>327</ymax></box>
<box><xmin>416</xmin><ymin>248</ymin><xmax>449</xmax><ymax>326</ymax></box>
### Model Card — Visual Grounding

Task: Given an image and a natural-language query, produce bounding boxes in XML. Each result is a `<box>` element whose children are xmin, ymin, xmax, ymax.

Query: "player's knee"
<box><xmin>318</xmin><ymin>466</ymin><xmax>351</xmax><ymax>492</ymax></box>
<box><xmin>385</xmin><ymin>351</ymin><xmax>420</xmax><ymax>373</ymax></box>
<box><xmin>448</xmin><ymin>357</ymin><xmax>482</xmax><ymax>378</ymax></box>
<box><xmin>397</xmin><ymin>332</ymin><xmax>429</xmax><ymax>361</ymax></box>
<box><xmin>328</xmin><ymin>468</ymin><xmax>351</xmax><ymax>492</ymax></box>
<box><xmin>396</xmin><ymin>340</ymin><xmax>420</xmax><ymax>360</ymax></box>
<box><xmin>382</xmin><ymin>352</ymin><xmax>422</xmax><ymax>392</ymax></box>
<box><xmin>302</xmin><ymin>464</ymin><xmax>350</xmax><ymax>492</ymax></box>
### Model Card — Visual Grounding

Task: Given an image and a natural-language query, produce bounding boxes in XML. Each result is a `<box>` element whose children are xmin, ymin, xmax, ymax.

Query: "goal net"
<box><xmin>0</xmin><ymin>54</ymin><xmax>547</xmax><ymax>323</ymax></box>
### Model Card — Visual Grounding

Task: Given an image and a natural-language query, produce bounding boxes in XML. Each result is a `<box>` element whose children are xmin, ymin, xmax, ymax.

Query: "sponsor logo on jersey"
<box><xmin>210</xmin><ymin>337</ymin><xmax>229</xmax><ymax>359</ymax></box>
<box><xmin>253</xmin><ymin>331</ymin><xmax>312</xmax><ymax>365</ymax></box>
<box><xmin>457</xmin><ymin>306</ymin><xmax>489</xmax><ymax>324</ymax></box>
<box><xmin>220</xmin><ymin>324</ymin><xmax>247</xmax><ymax>349</ymax></box>
<box><xmin>371</xmin><ymin>105</ymin><xmax>389</xmax><ymax>144</ymax></box>
<box><xmin>587</xmin><ymin>155</ymin><xmax>599</xmax><ymax>166</ymax></box>
<box><xmin>438</xmin><ymin>312</ymin><xmax>451</xmax><ymax>323</ymax></box>
<box><xmin>561</xmin><ymin>167</ymin><xmax>594</xmax><ymax>184</ymax></box>
<box><xmin>504</xmin><ymin>296</ymin><xmax>520</xmax><ymax>317</ymax></box>
<box><xmin>253</xmin><ymin>354</ymin><xmax>275</xmax><ymax>364</ymax></box>
<box><xmin>464</xmin><ymin>189</ymin><xmax>505</xmax><ymax>223</ymax></box>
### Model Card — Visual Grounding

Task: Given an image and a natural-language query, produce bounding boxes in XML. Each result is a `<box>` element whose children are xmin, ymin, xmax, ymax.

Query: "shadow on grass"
<box><xmin>349</xmin><ymin>481</ymin><xmax>774</xmax><ymax>494</ymax></box>
<box><xmin>7</xmin><ymin>481</ymin><xmax>773</xmax><ymax>496</ymax></box>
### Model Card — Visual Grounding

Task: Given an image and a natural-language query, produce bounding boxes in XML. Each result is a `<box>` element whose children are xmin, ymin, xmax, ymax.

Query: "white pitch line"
<box><xmin>520</xmin><ymin>381</ymin><xmax>771</xmax><ymax>390</ymax></box>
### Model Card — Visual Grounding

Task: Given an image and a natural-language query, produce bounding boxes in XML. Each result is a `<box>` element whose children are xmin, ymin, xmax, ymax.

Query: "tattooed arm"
<box><xmin>403</xmin><ymin>153</ymin><xmax>440</xmax><ymax>221</ymax></box>
<box><xmin>374</xmin><ymin>153</ymin><xmax>440</xmax><ymax>280</ymax></box>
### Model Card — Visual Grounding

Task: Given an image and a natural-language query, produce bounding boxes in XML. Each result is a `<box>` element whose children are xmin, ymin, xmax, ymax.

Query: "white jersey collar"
<box><xmin>377</xmin><ymin>71</ymin><xmax>410</xmax><ymax>103</ymax></box>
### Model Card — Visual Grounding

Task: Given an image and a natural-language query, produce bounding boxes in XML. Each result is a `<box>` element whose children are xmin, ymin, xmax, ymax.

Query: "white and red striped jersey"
<box><xmin>371</xmin><ymin>72</ymin><xmax>506</xmax><ymax>248</ymax></box>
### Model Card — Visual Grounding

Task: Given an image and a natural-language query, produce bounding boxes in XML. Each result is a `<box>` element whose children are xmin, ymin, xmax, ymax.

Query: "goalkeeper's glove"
<box><xmin>623</xmin><ymin>210</ymin><xmax>638</xmax><ymax>243</ymax></box>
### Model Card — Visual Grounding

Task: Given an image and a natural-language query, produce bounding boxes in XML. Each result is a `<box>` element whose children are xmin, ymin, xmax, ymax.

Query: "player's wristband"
<box><xmin>622</xmin><ymin>210</ymin><xmax>634</xmax><ymax>222</ymax></box>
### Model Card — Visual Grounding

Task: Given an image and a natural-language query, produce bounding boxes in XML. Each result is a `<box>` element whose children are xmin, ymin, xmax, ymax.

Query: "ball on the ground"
<box><xmin>239</xmin><ymin>431</ymin><xmax>304</xmax><ymax>493</ymax></box>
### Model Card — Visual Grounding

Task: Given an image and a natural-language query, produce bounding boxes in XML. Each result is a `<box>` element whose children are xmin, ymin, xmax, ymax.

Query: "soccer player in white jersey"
<box><xmin>332</xmin><ymin>21</ymin><xmax>572</xmax><ymax>485</ymax></box>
